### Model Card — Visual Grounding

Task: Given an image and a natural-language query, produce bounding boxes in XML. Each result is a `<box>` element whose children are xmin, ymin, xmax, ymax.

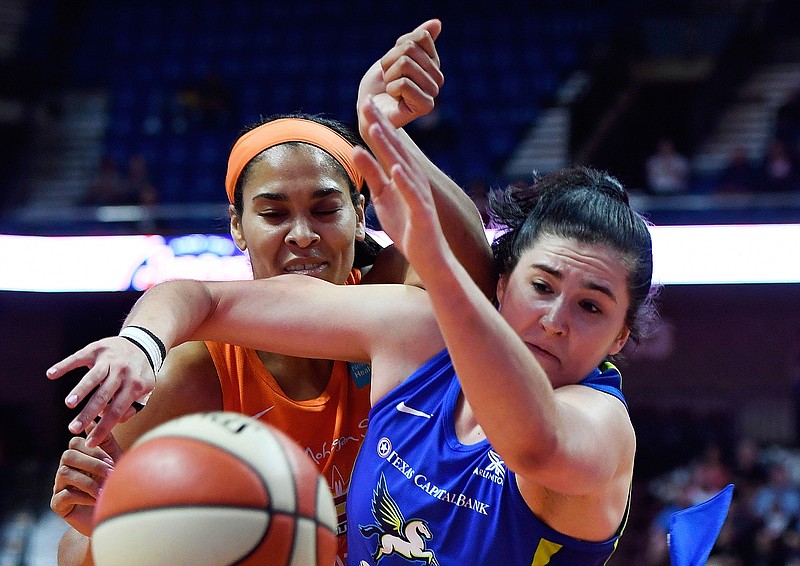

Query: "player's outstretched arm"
<box><xmin>48</xmin><ymin>275</ymin><xmax>432</xmax><ymax>446</ymax></box>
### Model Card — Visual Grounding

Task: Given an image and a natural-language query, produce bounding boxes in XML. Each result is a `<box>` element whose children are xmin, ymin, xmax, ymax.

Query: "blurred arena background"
<box><xmin>1</xmin><ymin>0</ymin><xmax>800</xmax><ymax>564</ymax></box>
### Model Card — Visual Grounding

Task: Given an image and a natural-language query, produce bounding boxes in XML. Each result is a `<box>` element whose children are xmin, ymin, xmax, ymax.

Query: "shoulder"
<box><xmin>556</xmin><ymin>384</ymin><xmax>631</xmax><ymax>430</ymax></box>
<box><xmin>361</xmin><ymin>244</ymin><xmax>414</xmax><ymax>286</ymax></box>
<box><xmin>556</xmin><ymin>383</ymin><xmax>636</xmax><ymax>471</ymax></box>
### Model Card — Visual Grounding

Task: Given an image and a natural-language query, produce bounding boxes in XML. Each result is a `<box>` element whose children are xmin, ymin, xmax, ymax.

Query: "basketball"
<box><xmin>91</xmin><ymin>411</ymin><xmax>337</xmax><ymax>566</ymax></box>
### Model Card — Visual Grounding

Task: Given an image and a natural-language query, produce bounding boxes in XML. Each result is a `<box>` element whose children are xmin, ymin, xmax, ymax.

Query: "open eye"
<box><xmin>531</xmin><ymin>280</ymin><xmax>551</xmax><ymax>294</ymax></box>
<box><xmin>579</xmin><ymin>300</ymin><xmax>602</xmax><ymax>315</ymax></box>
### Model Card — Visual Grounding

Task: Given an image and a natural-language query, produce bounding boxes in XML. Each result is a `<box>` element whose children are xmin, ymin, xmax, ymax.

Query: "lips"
<box><xmin>283</xmin><ymin>261</ymin><xmax>327</xmax><ymax>275</ymax></box>
<box><xmin>527</xmin><ymin>342</ymin><xmax>560</xmax><ymax>365</ymax></box>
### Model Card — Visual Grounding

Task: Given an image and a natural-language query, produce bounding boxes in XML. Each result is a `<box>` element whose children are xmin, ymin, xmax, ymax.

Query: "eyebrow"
<box><xmin>251</xmin><ymin>187</ymin><xmax>344</xmax><ymax>202</ymax></box>
<box><xmin>532</xmin><ymin>262</ymin><xmax>619</xmax><ymax>303</ymax></box>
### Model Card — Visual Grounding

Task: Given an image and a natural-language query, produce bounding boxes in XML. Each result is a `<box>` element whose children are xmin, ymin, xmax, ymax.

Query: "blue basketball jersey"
<box><xmin>346</xmin><ymin>349</ymin><xmax>628</xmax><ymax>566</ymax></box>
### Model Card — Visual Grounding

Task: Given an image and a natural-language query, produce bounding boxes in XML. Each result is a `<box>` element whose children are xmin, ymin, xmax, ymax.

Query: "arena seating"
<box><xmin>62</xmin><ymin>0</ymin><xmax>620</xmax><ymax>203</ymax></box>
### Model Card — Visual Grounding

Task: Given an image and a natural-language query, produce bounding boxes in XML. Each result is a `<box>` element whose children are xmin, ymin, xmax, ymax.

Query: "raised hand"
<box><xmin>51</xmin><ymin>425</ymin><xmax>123</xmax><ymax>536</ymax></box>
<box><xmin>353</xmin><ymin>99</ymin><xmax>448</xmax><ymax>274</ymax></box>
<box><xmin>357</xmin><ymin>19</ymin><xmax>444</xmax><ymax>135</ymax></box>
<box><xmin>47</xmin><ymin>336</ymin><xmax>153</xmax><ymax>447</ymax></box>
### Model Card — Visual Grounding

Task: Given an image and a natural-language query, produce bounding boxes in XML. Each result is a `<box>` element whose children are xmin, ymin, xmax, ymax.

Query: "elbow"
<box><xmin>503</xmin><ymin>428</ymin><xmax>560</xmax><ymax>475</ymax></box>
<box><xmin>150</xmin><ymin>279</ymin><xmax>206</xmax><ymax>299</ymax></box>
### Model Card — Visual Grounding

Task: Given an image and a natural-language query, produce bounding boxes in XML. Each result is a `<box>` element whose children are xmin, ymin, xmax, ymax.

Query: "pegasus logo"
<box><xmin>359</xmin><ymin>474</ymin><xmax>439</xmax><ymax>565</ymax></box>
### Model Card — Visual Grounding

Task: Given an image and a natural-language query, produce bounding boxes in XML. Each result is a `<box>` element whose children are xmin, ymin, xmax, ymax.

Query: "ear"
<box><xmin>354</xmin><ymin>194</ymin><xmax>367</xmax><ymax>242</ymax></box>
<box><xmin>495</xmin><ymin>274</ymin><xmax>509</xmax><ymax>310</ymax></box>
<box><xmin>608</xmin><ymin>327</ymin><xmax>631</xmax><ymax>356</ymax></box>
<box><xmin>229</xmin><ymin>204</ymin><xmax>247</xmax><ymax>251</ymax></box>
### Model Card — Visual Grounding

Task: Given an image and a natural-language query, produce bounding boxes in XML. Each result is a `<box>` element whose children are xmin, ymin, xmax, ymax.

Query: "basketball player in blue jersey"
<box><xmin>343</xmin><ymin>104</ymin><xmax>657</xmax><ymax>564</ymax></box>
<box><xmin>51</xmin><ymin>97</ymin><xmax>658</xmax><ymax>563</ymax></box>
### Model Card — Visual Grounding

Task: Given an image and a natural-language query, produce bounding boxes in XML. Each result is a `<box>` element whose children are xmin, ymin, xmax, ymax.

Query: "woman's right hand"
<box><xmin>50</xmin><ymin>426</ymin><xmax>123</xmax><ymax>536</ymax></box>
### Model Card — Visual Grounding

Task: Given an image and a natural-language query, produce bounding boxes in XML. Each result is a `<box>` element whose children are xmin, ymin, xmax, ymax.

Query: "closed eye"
<box><xmin>259</xmin><ymin>210</ymin><xmax>288</xmax><ymax>220</ymax></box>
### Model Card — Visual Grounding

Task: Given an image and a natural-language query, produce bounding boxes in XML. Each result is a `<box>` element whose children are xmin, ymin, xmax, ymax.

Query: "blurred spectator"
<box><xmin>752</xmin><ymin>460</ymin><xmax>800</xmax><ymax>524</ymax></box>
<box><xmin>761</xmin><ymin>139</ymin><xmax>798</xmax><ymax>192</ymax></box>
<box><xmin>121</xmin><ymin>153</ymin><xmax>159</xmax><ymax>205</ymax></box>
<box><xmin>732</xmin><ymin>437</ymin><xmax>769</xmax><ymax>497</ymax></box>
<box><xmin>641</xmin><ymin>440</ymin><xmax>800</xmax><ymax>565</ymax></box>
<box><xmin>80</xmin><ymin>155</ymin><xmax>124</xmax><ymax>205</ymax></box>
<box><xmin>716</xmin><ymin>146</ymin><xmax>762</xmax><ymax>193</ymax></box>
<box><xmin>687</xmin><ymin>442</ymin><xmax>733</xmax><ymax>505</ymax></box>
<box><xmin>752</xmin><ymin>465</ymin><xmax>800</xmax><ymax>565</ymax></box>
<box><xmin>171</xmin><ymin>70</ymin><xmax>235</xmax><ymax>133</ymax></box>
<box><xmin>81</xmin><ymin>153</ymin><xmax>159</xmax><ymax>207</ymax></box>
<box><xmin>645</xmin><ymin>137</ymin><xmax>691</xmax><ymax>194</ymax></box>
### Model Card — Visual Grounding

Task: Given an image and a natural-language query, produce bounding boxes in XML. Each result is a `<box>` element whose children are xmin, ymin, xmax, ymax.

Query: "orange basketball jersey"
<box><xmin>204</xmin><ymin>269</ymin><xmax>370</xmax><ymax>564</ymax></box>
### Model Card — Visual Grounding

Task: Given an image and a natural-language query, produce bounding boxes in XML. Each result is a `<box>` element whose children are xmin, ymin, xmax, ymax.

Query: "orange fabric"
<box><xmin>225</xmin><ymin>117</ymin><xmax>364</xmax><ymax>203</ymax></box>
<box><xmin>204</xmin><ymin>268</ymin><xmax>368</xmax><ymax>564</ymax></box>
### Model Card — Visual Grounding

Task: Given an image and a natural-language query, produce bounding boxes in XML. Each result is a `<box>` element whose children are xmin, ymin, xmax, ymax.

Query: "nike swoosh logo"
<box><xmin>251</xmin><ymin>406</ymin><xmax>275</xmax><ymax>420</ymax></box>
<box><xmin>395</xmin><ymin>401</ymin><xmax>432</xmax><ymax>419</ymax></box>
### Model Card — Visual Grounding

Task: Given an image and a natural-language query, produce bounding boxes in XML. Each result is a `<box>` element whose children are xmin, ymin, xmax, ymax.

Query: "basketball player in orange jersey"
<box><xmin>50</xmin><ymin>19</ymin><xmax>494</xmax><ymax>566</ymax></box>
<box><xmin>54</xmin><ymin>102</ymin><xmax>658</xmax><ymax>566</ymax></box>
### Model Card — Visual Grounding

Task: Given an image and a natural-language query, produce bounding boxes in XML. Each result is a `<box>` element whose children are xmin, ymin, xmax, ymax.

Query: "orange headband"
<box><xmin>224</xmin><ymin>117</ymin><xmax>364</xmax><ymax>204</ymax></box>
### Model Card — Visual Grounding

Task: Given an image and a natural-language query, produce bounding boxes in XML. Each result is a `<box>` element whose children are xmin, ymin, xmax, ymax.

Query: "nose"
<box><xmin>286</xmin><ymin>217</ymin><xmax>320</xmax><ymax>248</ymax></box>
<box><xmin>540</xmin><ymin>299</ymin><xmax>568</xmax><ymax>335</ymax></box>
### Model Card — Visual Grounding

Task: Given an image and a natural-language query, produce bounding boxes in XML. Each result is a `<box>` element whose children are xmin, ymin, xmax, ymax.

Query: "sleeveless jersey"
<box><xmin>205</xmin><ymin>269</ymin><xmax>371</xmax><ymax>566</ymax></box>
<box><xmin>346</xmin><ymin>349</ymin><xmax>628</xmax><ymax>566</ymax></box>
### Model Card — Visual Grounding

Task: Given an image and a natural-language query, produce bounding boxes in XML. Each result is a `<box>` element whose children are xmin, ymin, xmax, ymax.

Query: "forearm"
<box><xmin>128</xmin><ymin>276</ymin><xmax>380</xmax><ymax>363</ymax></box>
<box><xmin>122</xmin><ymin>280</ymin><xmax>215</xmax><ymax>348</ymax></box>
<box><xmin>356</xmin><ymin>19</ymin><xmax>495</xmax><ymax>289</ymax></box>
<box><xmin>396</xmin><ymin>128</ymin><xmax>496</xmax><ymax>297</ymax></box>
<box><xmin>420</xmin><ymin>251</ymin><xmax>559</xmax><ymax>468</ymax></box>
